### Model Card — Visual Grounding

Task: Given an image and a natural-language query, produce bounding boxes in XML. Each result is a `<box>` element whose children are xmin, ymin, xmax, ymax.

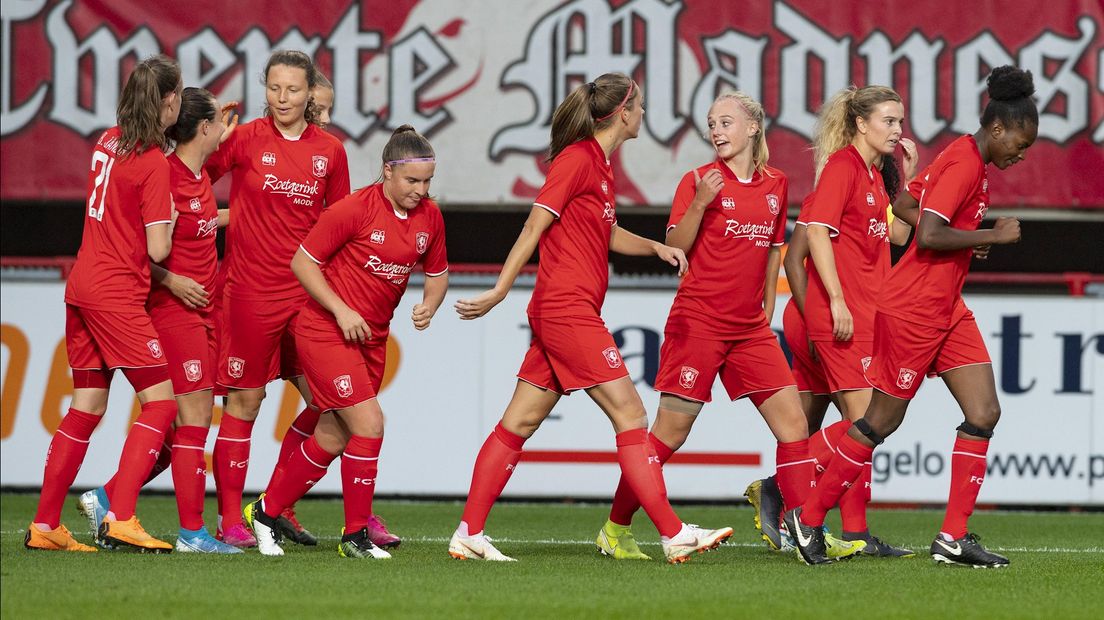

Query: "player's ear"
<box><xmin>383</xmin><ymin>163</ymin><xmax>393</xmax><ymax>181</ymax></box>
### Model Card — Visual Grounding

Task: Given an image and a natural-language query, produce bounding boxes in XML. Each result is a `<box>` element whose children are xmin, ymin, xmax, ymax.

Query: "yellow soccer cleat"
<box><xmin>596</xmin><ymin>520</ymin><xmax>652</xmax><ymax>560</ymax></box>
<box><xmin>825</xmin><ymin>530</ymin><xmax>866</xmax><ymax>560</ymax></box>
<box><xmin>98</xmin><ymin>516</ymin><xmax>173</xmax><ymax>553</ymax></box>
<box><xmin>24</xmin><ymin>524</ymin><xmax>97</xmax><ymax>552</ymax></box>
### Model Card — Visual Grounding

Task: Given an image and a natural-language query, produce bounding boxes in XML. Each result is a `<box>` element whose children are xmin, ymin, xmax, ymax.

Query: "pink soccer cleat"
<box><xmin>366</xmin><ymin>514</ymin><xmax>401</xmax><ymax>549</ymax></box>
<box><xmin>217</xmin><ymin>522</ymin><xmax>258</xmax><ymax>548</ymax></box>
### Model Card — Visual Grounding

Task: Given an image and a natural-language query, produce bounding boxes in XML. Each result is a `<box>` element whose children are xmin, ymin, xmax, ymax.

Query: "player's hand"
<box><xmin>166</xmin><ymin>273</ymin><xmax>209</xmax><ymax>309</ymax></box>
<box><xmin>829</xmin><ymin>296</ymin><xmax>853</xmax><ymax>341</ymax></box>
<box><xmin>692</xmin><ymin>168</ymin><xmax>724</xmax><ymax>208</ymax></box>
<box><xmin>455</xmin><ymin>289</ymin><xmax>506</xmax><ymax>320</ymax></box>
<box><xmin>992</xmin><ymin>217</ymin><xmax>1021</xmax><ymax>245</ymax></box>
<box><xmin>411</xmin><ymin>303</ymin><xmax>435</xmax><ymax>330</ymax></box>
<box><xmin>655</xmin><ymin>244</ymin><xmax>688</xmax><ymax>277</ymax></box>
<box><xmin>335</xmin><ymin>305</ymin><xmax>370</xmax><ymax>343</ymax></box>
<box><xmin>972</xmin><ymin>244</ymin><xmax>991</xmax><ymax>260</ymax></box>
<box><xmin>899</xmin><ymin>137</ymin><xmax>919</xmax><ymax>181</ymax></box>
<box><xmin>219</xmin><ymin>101</ymin><xmax>239</xmax><ymax>144</ymax></box>
<box><xmin>168</xmin><ymin>206</ymin><xmax>179</xmax><ymax>235</ymax></box>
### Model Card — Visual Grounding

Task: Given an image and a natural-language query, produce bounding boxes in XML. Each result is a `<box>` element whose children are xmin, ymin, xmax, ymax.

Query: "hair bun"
<box><xmin>392</xmin><ymin>124</ymin><xmax>417</xmax><ymax>136</ymax></box>
<box><xmin>987</xmin><ymin>66</ymin><xmax>1035</xmax><ymax>102</ymax></box>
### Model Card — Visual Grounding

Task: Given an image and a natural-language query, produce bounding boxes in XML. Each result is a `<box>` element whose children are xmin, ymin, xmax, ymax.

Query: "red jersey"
<box><xmin>799</xmin><ymin>145</ymin><xmax>891</xmax><ymax>341</ymax></box>
<box><xmin>880</xmin><ymin>135</ymin><xmax>990</xmax><ymax>327</ymax></box>
<box><xmin>664</xmin><ymin>161</ymin><xmax>788</xmax><ymax>338</ymax></box>
<box><xmin>205</xmin><ymin>116</ymin><xmax>350</xmax><ymax>300</ymax></box>
<box><xmin>527</xmin><ymin>138</ymin><xmax>616</xmax><ymax>318</ymax></box>
<box><xmin>148</xmin><ymin>153</ymin><xmax>220</xmax><ymax>318</ymax></box>
<box><xmin>65</xmin><ymin>127</ymin><xmax>173</xmax><ymax>312</ymax></box>
<box><xmin>298</xmin><ymin>184</ymin><xmax>448</xmax><ymax>340</ymax></box>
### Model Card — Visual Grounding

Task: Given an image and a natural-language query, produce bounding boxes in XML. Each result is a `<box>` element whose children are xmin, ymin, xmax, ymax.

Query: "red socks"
<box><xmin>108</xmin><ymin>400</ymin><xmax>177</xmax><ymax>520</ymax></box>
<box><xmin>171</xmin><ymin>425</ymin><xmax>209</xmax><ymax>531</ymax></box>
<box><xmin>941</xmin><ymin>437</ymin><xmax>990</xmax><ymax>539</ymax></box>
<box><xmin>800</xmin><ymin>432</ymin><xmax>872</xmax><ymax>528</ymax></box>
<box><xmin>810</xmin><ymin>420</ymin><xmax>850</xmax><ymax>477</ymax></box>
<box><xmin>341</xmin><ymin>436</ymin><xmax>383</xmax><ymax>532</ymax></box>
<box><xmin>213</xmin><ymin>414</ymin><xmax>254</xmax><ymax>528</ymax></box>
<box><xmin>268</xmin><ymin>405</ymin><xmax>320</xmax><ymax>489</ymax></box>
<box><xmin>262</xmin><ymin>435</ymin><xmax>337</xmax><ymax>519</ymax></box>
<box><xmin>775</xmin><ymin>439</ymin><xmax>815</xmax><ymax>511</ymax></box>
<box><xmin>460</xmin><ymin>423</ymin><xmax>526</xmax><ymax>534</ymax></box>
<box><xmin>839</xmin><ymin>462</ymin><xmax>872</xmax><ymax>532</ymax></box>
<box><xmin>33</xmin><ymin>408</ymin><xmax>103</xmax><ymax>528</ymax></box>
<box><xmin>608</xmin><ymin>433</ymin><xmax>675</xmax><ymax>526</ymax></box>
<box><xmin>615</xmin><ymin>429</ymin><xmax>682</xmax><ymax>538</ymax></box>
<box><xmin>104</xmin><ymin>426</ymin><xmax>174</xmax><ymax>501</ymax></box>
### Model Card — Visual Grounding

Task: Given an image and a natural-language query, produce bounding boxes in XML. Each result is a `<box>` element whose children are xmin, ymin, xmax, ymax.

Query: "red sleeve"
<box><xmin>772</xmin><ymin>178</ymin><xmax>788</xmax><ymax>246</ymax></box>
<box><xmin>140</xmin><ymin>156</ymin><xmax>173</xmax><ymax>227</ymax></box>
<box><xmin>804</xmin><ymin>157</ymin><xmax>855</xmax><ymax>236</ymax></box>
<box><xmin>203</xmin><ymin>126</ymin><xmax>239</xmax><ymax>184</ymax></box>
<box><xmin>422</xmin><ymin>208</ymin><xmax>449</xmax><ymax>276</ymax></box>
<box><xmin>906</xmin><ymin>178</ymin><xmax>923</xmax><ymax>200</ymax></box>
<box><xmin>667</xmin><ymin>170</ymin><xmax>697</xmax><ymax>232</ymax></box>
<box><xmin>299</xmin><ymin>195</ymin><xmax>361</xmax><ymax>264</ymax></box>
<box><xmin>920</xmin><ymin>160</ymin><xmax>977</xmax><ymax>223</ymax></box>
<box><xmin>533</xmin><ymin>151</ymin><xmax>584</xmax><ymax>218</ymax></box>
<box><xmin>325</xmin><ymin>143</ymin><xmax>351</xmax><ymax>207</ymax></box>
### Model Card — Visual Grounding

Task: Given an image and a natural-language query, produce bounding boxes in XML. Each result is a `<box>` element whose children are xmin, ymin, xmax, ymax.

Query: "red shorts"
<box><xmin>517</xmin><ymin>315</ymin><xmax>629</xmax><ymax>395</ymax></box>
<box><xmin>66</xmin><ymin>304</ymin><xmax>167</xmax><ymax>371</ymax></box>
<box><xmin>217</xmin><ymin>294</ymin><xmax>304</xmax><ymax>389</ymax></box>
<box><xmin>150</xmin><ymin>305</ymin><xmax>216</xmax><ymax>395</ymax></box>
<box><xmin>294</xmin><ymin>315</ymin><xmax>386</xmax><ymax>412</ymax></box>
<box><xmin>866</xmin><ymin>310</ymin><xmax>991</xmax><ymax>400</ymax></box>
<box><xmin>812</xmin><ymin>338</ymin><xmax>873</xmax><ymax>394</ymax></box>
<box><xmin>783</xmin><ymin>301</ymin><xmax>829</xmax><ymax>395</ymax></box>
<box><xmin>654</xmin><ymin>325</ymin><xmax>796</xmax><ymax>403</ymax></box>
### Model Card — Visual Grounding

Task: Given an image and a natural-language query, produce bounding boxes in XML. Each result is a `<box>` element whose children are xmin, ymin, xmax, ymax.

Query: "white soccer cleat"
<box><xmin>243</xmin><ymin>499</ymin><xmax>284</xmax><ymax>557</ymax></box>
<box><xmin>661</xmin><ymin>523</ymin><xmax>734</xmax><ymax>564</ymax></box>
<box><xmin>448</xmin><ymin>530</ymin><xmax>516</xmax><ymax>562</ymax></box>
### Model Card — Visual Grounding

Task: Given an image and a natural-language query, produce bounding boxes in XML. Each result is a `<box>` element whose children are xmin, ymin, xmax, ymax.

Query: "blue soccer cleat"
<box><xmin>75</xmin><ymin>486</ymin><xmax>111</xmax><ymax>548</ymax></box>
<box><xmin>175</xmin><ymin>527</ymin><xmax>244</xmax><ymax>554</ymax></box>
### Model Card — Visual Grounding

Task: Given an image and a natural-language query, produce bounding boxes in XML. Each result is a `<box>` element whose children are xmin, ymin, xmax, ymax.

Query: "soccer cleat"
<box><xmin>75</xmin><ymin>487</ymin><xmax>111</xmax><ymax>547</ymax></box>
<box><xmin>930</xmin><ymin>533</ymin><xmax>1009</xmax><ymax>568</ymax></box>
<box><xmin>24</xmin><ymin>524</ymin><xmax>97</xmax><ymax>552</ymax></box>
<box><xmin>338</xmin><ymin>527</ymin><xmax>392</xmax><ymax>559</ymax></box>
<box><xmin>366</xmin><ymin>514</ymin><xmax>402</xmax><ymax>549</ymax></box>
<box><xmin>275</xmin><ymin>505</ymin><xmax>318</xmax><ymax>546</ymax></box>
<box><xmin>824</xmin><ymin>527</ymin><xmax>866</xmax><ymax>560</ymax></box>
<box><xmin>217</xmin><ymin>522</ymin><xmax>258</xmax><ymax>548</ymax></box>
<box><xmin>595</xmin><ymin>520</ymin><xmax>652</xmax><ymax>560</ymax></box>
<box><xmin>176</xmin><ymin>527</ymin><xmax>244</xmax><ymax>554</ymax></box>
<box><xmin>661</xmin><ymin>523</ymin><xmax>734</xmax><ymax>564</ymax></box>
<box><xmin>98</xmin><ymin>516</ymin><xmax>173</xmax><ymax>553</ymax></box>
<box><xmin>782</xmin><ymin>508</ymin><xmax>830</xmax><ymax>565</ymax></box>
<box><xmin>842</xmin><ymin>530</ymin><xmax>915</xmax><ymax>558</ymax></box>
<box><xmin>243</xmin><ymin>499</ymin><xmax>284</xmax><ymax>556</ymax></box>
<box><xmin>744</xmin><ymin>477</ymin><xmax>784</xmax><ymax>550</ymax></box>
<box><xmin>448</xmin><ymin>529</ymin><xmax>516</xmax><ymax>561</ymax></box>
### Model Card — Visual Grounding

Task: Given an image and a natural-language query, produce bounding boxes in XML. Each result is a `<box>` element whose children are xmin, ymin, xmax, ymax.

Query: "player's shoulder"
<box><xmin>761</xmin><ymin>165</ymin><xmax>788</xmax><ymax>184</ymax></box>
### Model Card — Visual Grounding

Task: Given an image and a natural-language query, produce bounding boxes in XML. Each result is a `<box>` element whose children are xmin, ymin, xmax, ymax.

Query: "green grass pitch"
<box><xmin>2</xmin><ymin>492</ymin><xmax>1102</xmax><ymax>619</ymax></box>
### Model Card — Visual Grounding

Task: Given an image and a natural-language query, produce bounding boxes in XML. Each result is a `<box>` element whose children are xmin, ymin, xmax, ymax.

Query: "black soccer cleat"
<box><xmin>782</xmin><ymin>508</ymin><xmax>830</xmax><ymax>565</ymax></box>
<box><xmin>930</xmin><ymin>533</ymin><xmax>1009</xmax><ymax>568</ymax></box>
<box><xmin>744</xmin><ymin>476</ymin><xmax>784</xmax><ymax>550</ymax></box>
<box><xmin>842</xmin><ymin>529</ymin><xmax>915</xmax><ymax>558</ymax></box>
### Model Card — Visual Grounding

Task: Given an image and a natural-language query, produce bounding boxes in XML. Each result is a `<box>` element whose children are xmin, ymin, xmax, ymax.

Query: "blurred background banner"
<box><xmin>2</xmin><ymin>0</ymin><xmax>1102</xmax><ymax>209</ymax></box>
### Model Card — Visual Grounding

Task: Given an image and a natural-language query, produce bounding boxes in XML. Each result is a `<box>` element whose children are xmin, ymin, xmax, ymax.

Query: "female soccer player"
<box><xmin>450</xmin><ymin>73</ymin><xmax>732</xmax><ymax>564</ymax></box>
<box><xmin>25</xmin><ymin>55</ymin><xmax>182</xmax><ymax>553</ymax></box>
<box><xmin>204</xmin><ymin>50</ymin><xmax>350</xmax><ymax>547</ymax></box>
<box><xmin>788</xmin><ymin>85</ymin><xmax>914</xmax><ymax>557</ymax></box>
<box><xmin>242</xmin><ymin>125</ymin><xmax>448</xmax><ymax>558</ymax></box>
<box><xmin>785</xmin><ymin>66</ymin><xmax>1035</xmax><ymax>568</ymax></box>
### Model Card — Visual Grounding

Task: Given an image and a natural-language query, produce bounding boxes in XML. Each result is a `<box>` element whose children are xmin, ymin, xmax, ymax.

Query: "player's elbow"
<box><xmin>915</xmin><ymin>227</ymin><xmax>938</xmax><ymax>250</ymax></box>
<box><xmin>147</xmin><ymin>240</ymin><xmax>170</xmax><ymax>263</ymax></box>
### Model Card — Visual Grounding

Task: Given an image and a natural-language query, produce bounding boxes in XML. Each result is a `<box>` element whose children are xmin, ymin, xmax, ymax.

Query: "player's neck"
<box><xmin>174</xmin><ymin>143</ymin><xmax>204</xmax><ymax>177</ymax></box>
<box><xmin>972</xmin><ymin>129</ymin><xmax>992</xmax><ymax>165</ymax></box>
<box><xmin>382</xmin><ymin>182</ymin><xmax>409</xmax><ymax>217</ymax></box>
<box><xmin>721</xmin><ymin>150</ymin><xmax>754</xmax><ymax>180</ymax></box>
<box><xmin>274</xmin><ymin>116</ymin><xmax>308</xmax><ymax>138</ymax></box>
<box><xmin>851</xmin><ymin>138</ymin><xmax>880</xmax><ymax>171</ymax></box>
<box><xmin>593</xmin><ymin>129</ymin><xmax>622</xmax><ymax>163</ymax></box>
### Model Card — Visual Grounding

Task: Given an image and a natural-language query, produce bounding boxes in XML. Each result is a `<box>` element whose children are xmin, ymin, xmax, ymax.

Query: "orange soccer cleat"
<box><xmin>98</xmin><ymin>516</ymin><xmax>173</xmax><ymax>553</ymax></box>
<box><xmin>24</xmin><ymin>524</ymin><xmax>98</xmax><ymax>552</ymax></box>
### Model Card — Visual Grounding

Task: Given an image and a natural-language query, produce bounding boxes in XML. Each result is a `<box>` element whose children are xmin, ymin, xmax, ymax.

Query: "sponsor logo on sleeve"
<box><xmin>312</xmin><ymin>155</ymin><xmax>329</xmax><ymax>178</ymax></box>
<box><xmin>183</xmin><ymin>359</ymin><xmax>202</xmax><ymax>382</ymax></box>
<box><xmin>896</xmin><ymin>367</ymin><xmax>918</xmax><ymax>390</ymax></box>
<box><xmin>415</xmin><ymin>231</ymin><xmax>429</xmax><ymax>254</ymax></box>
<box><xmin>146</xmin><ymin>339</ymin><xmax>163</xmax><ymax>359</ymax></box>
<box><xmin>334</xmin><ymin>374</ymin><xmax>353</xmax><ymax>398</ymax></box>
<box><xmin>228</xmin><ymin>357</ymin><xmax>245</xmax><ymax>379</ymax></box>
<box><xmin>679</xmin><ymin>366</ymin><xmax>699</xmax><ymax>389</ymax></box>
<box><xmin>602</xmin><ymin>346</ymin><xmax>623</xmax><ymax>369</ymax></box>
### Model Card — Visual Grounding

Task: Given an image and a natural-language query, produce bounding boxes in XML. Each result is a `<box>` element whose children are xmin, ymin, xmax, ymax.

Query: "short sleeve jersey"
<box><xmin>148</xmin><ymin>153</ymin><xmax>220</xmax><ymax>318</ymax></box>
<box><xmin>527</xmin><ymin>138</ymin><xmax>617</xmax><ymax>318</ymax></box>
<box><xmin>65</xmin><ymin>127</ymin><xmax>173</xmax><ymax>312</ymax></box>
<box><xmin>799</xmin><ymin>145</ymin><xmax>891</xmax><ymax>341</ymax></box>
<box><xmin>664</xmin><ymin>161</ymin><xmax>788</xmax><ymax>339</ymax></box>
<box><xmin>880</xmin><ymin>135</ymin><xmax>990</xmax><ymax>328</ymax></box>
<box><xmin>204</xmin><ymin>116</ymin><xmax>351</xmax><ymax>300</ymax></box>
<box><xmin>298</xmin><ymin>184</ymin><xmax>448</xmax><ymax>340</ymax></box>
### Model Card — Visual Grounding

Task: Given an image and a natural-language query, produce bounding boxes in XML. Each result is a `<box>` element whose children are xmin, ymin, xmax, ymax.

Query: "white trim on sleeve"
<box><xmin>144</xmin><ymin>220</ymin><xmax>172</xmax><ymax>228</ymax></box>
<box><xmin>533</xmin><ymin>202</ymin><xmax>560</xmax><ymax>218</ymax></box>
<box><xmin>425</xmin><ymin>268</ymin><xmax>449</xmax><ymax>277</ymax></box>
<box><xmin>666</xmin><ymin>224</ymin><xmax>677</xmax><ymax>233</ymax></box>
<box><xmin>922</xmin><ymin>208</ymin><xmax>951</xmax><ymax>223</ymax></box>
<box><xmin>805</xmin><ymin>221</ymin><xmax>840</xmax><ymax>238</ymax></box>
<box><xmin>299</xmin><ymin>244</ymin><xmax>324</xmax><ymax>264</ymax></box>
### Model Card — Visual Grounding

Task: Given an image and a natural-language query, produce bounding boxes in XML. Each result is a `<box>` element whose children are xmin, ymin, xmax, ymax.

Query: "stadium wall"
<box><xmin>2</xmin><ymin>281</ymin><xmax>1101</xmax><ymax>505</ymax></box>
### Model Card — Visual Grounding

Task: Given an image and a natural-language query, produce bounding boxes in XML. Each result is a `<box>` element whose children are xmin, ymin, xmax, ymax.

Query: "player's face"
<box><xmin>266</xmin><ymin>64</ymin><xmax>311</xmax><ymax>129</ymax></box>
<box><xmin>199</xmin><ymin>97</ymin><xmax>227</xmax><ymax>157</ymax></box>
<box><xmin>384</xmin><ymin>161</ymin><xmax>435</xmax><ymax>211</ymax></box>
<box><xmin>622</xmin><ymin>90</ymin><xmax>644</xmax><ymax>140</ymax></box>
<box><xmin>858</xmin><ymin>100</ymin><xmax>905</xmax><ymax>156</ymax></box>
<box><xmin>989</xmin><ymin>122</ymin><xmax>1038</xmax><ymax>170</ymax></box>
<box><xmin>311</xmin><ymin>86</ymin><xmax>334</xmax><ymax>129</ymax></box>
<box><xmin>706</xmin><ymin>98</ymin><xmax>757</xmax><ymax>161</ymax></box>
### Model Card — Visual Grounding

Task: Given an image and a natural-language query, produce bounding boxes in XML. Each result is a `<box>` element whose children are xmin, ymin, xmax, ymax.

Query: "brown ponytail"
<box><xmin>376</xmin><ymin>124</ymin><xmax>435</xmax><ymax>182</ymax></box>
<box><xmin>116</xmin><ymin>54</ymin><xmax>180</xmax><ymax>157</ymax></box>
<box><xmin>547</xmin><ymin>73</ymin><xmax>636</xmax><ymax>161</ymax></box>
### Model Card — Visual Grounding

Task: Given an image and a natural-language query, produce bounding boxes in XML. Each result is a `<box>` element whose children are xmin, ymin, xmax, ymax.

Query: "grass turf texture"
<box><xmin>2</xmin><ymin>493</ymin><xmax>1102</xmax><ymax>619</ymax></box>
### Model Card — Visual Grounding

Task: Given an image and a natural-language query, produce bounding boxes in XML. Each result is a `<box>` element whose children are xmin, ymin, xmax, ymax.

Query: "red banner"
<box><xmin>2</xmin><ymin>0</ymin><xmax>1102</xmax><ymax>208</ymax></box>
